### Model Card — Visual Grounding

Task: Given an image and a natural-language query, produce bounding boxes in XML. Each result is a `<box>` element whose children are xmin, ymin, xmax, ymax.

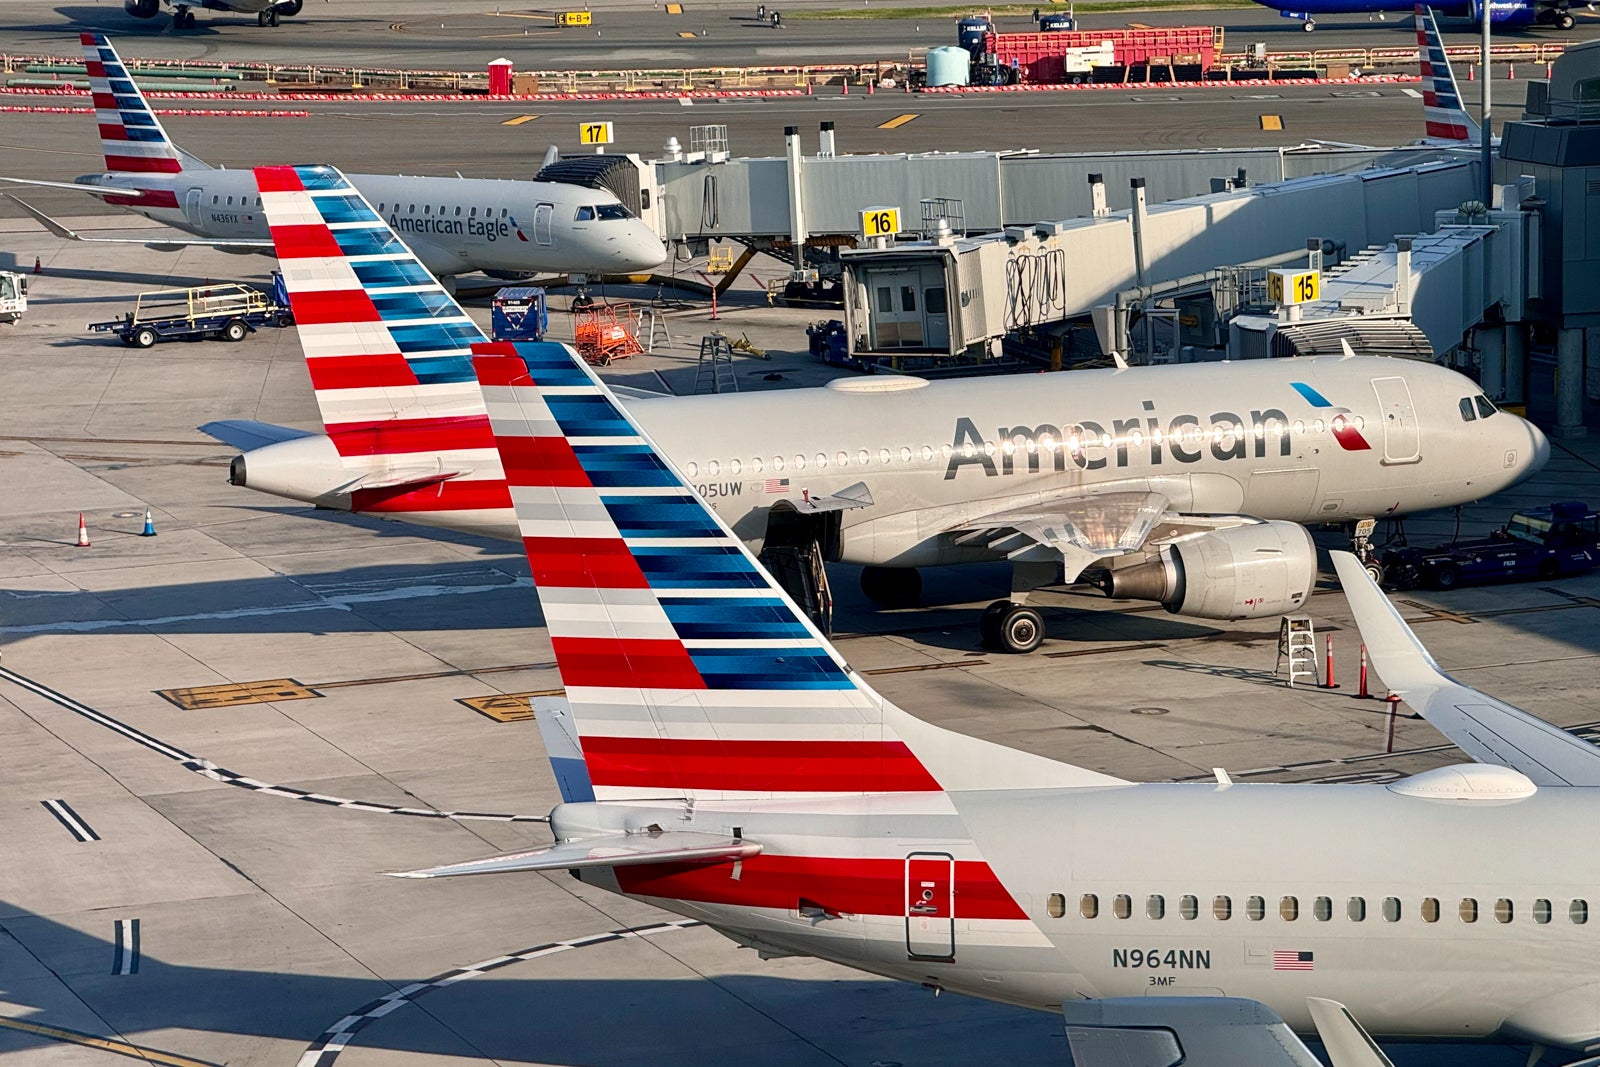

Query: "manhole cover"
<box><xmin>112</xmin><ymin>511</ymin><xmax>139</xmax><ymax>519</ymax></box>
<box><xmin>1130</xmin><ymin>706</ymin><xmax>1170</xmax><ymax>716</ymax></box>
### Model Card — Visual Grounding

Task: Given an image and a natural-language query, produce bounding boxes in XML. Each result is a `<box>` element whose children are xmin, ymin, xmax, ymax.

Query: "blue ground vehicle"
<box><xmin>89</xmin><ymin>273</ymin><xmax>292</xmax><ymax>348</ymax></box>
<box><xmin>1382</xmin><ymin>502</ymin><xmax>1600</xmax><ymax>590</ymax></box>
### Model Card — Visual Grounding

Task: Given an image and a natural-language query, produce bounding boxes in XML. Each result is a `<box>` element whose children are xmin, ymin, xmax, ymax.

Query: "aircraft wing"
<box><xmin>7</xmin><ymin>196</ymin><xmax>274</xmax><ymax>253</ymax></box>
<box><xmin>949</xmin><ymin>490</ymin><xmax>1171</xmax><ymax>579</ymax></box>
<box><xmin>389</xmin><ymin>831</ymin><xmax>763</xmax><ymax>878</ymax></box>
<box><xmin>1332</xmin><ymin>551</ymin><xmax>1600</xmax><ymax>787</ymax></box>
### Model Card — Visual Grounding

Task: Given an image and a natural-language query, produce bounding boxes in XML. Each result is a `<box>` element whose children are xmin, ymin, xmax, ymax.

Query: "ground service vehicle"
<box><xmin>0</xmin><ymin>271</ymin><xmax>26</xmax><ymax>324</ymax></box>
<box><xmin>89</xmin><ymin>274</ymin><xmax>290</xmax><ymax>348</ymax></box>
<box><xmin>1383</xmin><ymin>502</ymin><xmax>1600</xmax><ymax>590</ymax></box>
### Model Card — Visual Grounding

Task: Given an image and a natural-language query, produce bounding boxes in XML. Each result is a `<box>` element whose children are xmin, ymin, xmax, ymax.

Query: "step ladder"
<box><xmin>758</xmin><ymin>540</ymin><xmax>832</xmax><ymax>636</ymax></box>
<box><xmin>1275</xmin><ymin>615</ymin><xmax>1320</xmax><ymax>687</ymax></box>
<box><xmin>694</xmin><ymin>332</ymin><xmax>738</xmax><ymax>394</ymax></box>
<box><xmin>635</xmin><ymin>307</ymin><xmax>671</xmax><ymax>353</ymax></box>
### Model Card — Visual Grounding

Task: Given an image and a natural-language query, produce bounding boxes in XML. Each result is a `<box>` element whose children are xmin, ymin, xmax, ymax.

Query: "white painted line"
<box><xmin>111</xmin><ymin>919</ymin><xmax>139</xmax><ymax>975</ymax></box>
<box><xmin>1401</xmin><ymin>88</ymin><xmax>1423</xmax><ymax>98</ymax></box>
<box><xmin>41</xmin><ymin>799</ymin><xmax>99</xmax><ymax>842</ymax></box>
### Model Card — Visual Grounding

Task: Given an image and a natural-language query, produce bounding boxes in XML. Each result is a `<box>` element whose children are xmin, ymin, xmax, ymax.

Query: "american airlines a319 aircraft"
<box><xmin>2</xmin><ymin>35</ymin><xmax>665</xmax><ymax>281</ymax></box>
<box><xmin>247</xmin><ymin>163</ymin><xmax>1600</xmax><ymax>1062</ymax></box>
<box><xmin>219</xmin><ymin>159</ymin><xmax>1547</xmax><ymax>653</ymax></box>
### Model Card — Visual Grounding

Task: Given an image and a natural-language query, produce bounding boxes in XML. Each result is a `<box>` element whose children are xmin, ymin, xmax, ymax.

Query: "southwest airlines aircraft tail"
<box><xmin>1416</xmin><ymin>4</ymin><xmax>1482</xmax><ymax>144</ymax></box>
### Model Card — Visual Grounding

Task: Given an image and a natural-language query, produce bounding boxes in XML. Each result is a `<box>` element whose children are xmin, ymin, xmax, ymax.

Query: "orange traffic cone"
<box><xmin>75</xmin><ymin>513</ymin><xmax>90</xmax><ymax>547</ymax></box>
<box><xmin>32</xmin><ymin>256</ymin><xmax>41</xmax><ymax>274</ymax></box>
<box><xmin>1468</xmin><ymin>63</ymin><xmax>1475</xmax><ymax>81</ymax></box>
<box><xmin>1508</xmin><ymin>63</ymin><xmax>1516</xmax><ymax>80</ymax></box>
<box><xmin>842</xmin><ymin>77</ymin><xmax>849</xmax><ymax>95</ymax></box>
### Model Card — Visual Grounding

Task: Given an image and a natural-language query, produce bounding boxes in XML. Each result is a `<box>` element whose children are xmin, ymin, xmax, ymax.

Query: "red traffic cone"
<box><xmin>1508</xmin><ymin>63</ymin><xmax>1516</xmax><ymax>80</ymax></box>
<box><xmin>842</xmin><ymin>77</ymin><xmax>849</xmax><ymax>95</ymax></box>
<box><xmin>75</xmin><ymin>513</ymin><xmax>90</xmax><ymax>547</ymax></box>
<box><xmin>868</xmin><ymin>78</ymin><xmax>875</xmax><ymax>94</ymax></box>
<box><xmin>32</xmin><ymin>256</ymin><xmax>41</xmax><ymax>274</ymax></box>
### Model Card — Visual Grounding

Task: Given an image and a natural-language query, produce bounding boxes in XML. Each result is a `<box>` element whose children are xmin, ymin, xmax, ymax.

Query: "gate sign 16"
<box><xmin>861</xmin><ymin>207</ymin><xmax>901</xmax><ymax>240</ymax></box>
<box><xmin>1266</xmin><ymin>269</ymin><xmax>1320</xmax><ymax>306</ymax></box>
<box><xmin>579</xmin><ymin>121</ymin><xmax>614</xmax><ymax>145</ymax></box>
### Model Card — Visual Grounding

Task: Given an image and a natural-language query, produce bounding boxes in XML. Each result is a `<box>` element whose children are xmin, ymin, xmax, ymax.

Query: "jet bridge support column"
<box><xmin>1506</xmin><ymin>324</ymin><xmax>1527</xmax><ymax>406</ymax></box>
<box><xmin>1556</xmin><ymin>327</ymin><xmax>1587</xmax><ymax>437</ymax></box>
<box><xmin>1478</xmin><ymin>325</ymin><xmax>1505</xmax><ymax>400</ymax></box>
<box><xmin>784</xmin><ymin>125</ymin><xmax>809</xmax><ymax>283</ymax></box>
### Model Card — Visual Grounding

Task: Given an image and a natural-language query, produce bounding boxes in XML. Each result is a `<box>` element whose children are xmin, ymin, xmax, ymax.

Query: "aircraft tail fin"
<box><xmin>1414</xmin><ymin>5</ymin><xmax>1481</xmax><ymax>144</ymax></box>
<box><xmin>253</xmin><ymin>164</ymin><xmax>498</xmax><ymax>518</ymax></box>
<box><xmin>80</xmin><ymin>34</ymin><xmax>208</xmax><ymax>182</ymax></box>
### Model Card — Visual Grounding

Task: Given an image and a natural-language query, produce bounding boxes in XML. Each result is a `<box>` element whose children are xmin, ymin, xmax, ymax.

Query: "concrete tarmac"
<box><xmin>0</xmin><ymin>217</ymin><xmax>1594</xmax><ymax>1065</ymax></box>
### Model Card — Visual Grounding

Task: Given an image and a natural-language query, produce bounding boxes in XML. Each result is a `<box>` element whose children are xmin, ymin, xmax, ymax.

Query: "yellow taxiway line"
<box><xmin>0</xmin><ymin>1016</ymin><xmax>220</xmax><ymax>1067</ymax></box>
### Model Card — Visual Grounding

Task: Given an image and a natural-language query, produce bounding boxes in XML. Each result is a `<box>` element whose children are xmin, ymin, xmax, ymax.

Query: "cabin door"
<box><xmin>905</xmin><ymin>851</ymin><xmax>955</xmax><ymax>962</ymax></box>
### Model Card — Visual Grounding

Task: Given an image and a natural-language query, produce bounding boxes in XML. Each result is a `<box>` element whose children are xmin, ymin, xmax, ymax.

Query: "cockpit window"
<box><xmin>575</xmin><ymin>206</ymin><xmax>596</xmax><ymax>221</ymax></box>
<box><xmin>1459</xmin><ymin>398</ymin><xmax>1477</xmax><ymax>422</ymax></box>
<box><xmin>596</xmin><ymin>204</ymin><xmax>631</xmax><ymax>220</ymax></box>
<box><xmin>1475</xmin><ymin>395</ymin><xmax>1497</xmax><ymax>419</ymax></box>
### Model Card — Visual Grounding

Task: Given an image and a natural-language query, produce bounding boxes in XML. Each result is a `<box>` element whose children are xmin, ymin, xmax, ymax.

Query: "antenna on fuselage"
<box><xmin>543</xmin><ymin>145</ymin><xmax>561</xmax><ymax>169</ymax></box>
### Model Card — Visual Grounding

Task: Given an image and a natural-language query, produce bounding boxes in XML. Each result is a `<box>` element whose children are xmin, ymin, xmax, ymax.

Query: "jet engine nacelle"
<box><xmin>1103</xmin><ymin>520</ymin><xmax>1316</xmax><ymax>620</ymax></box>
<box><xmin>228</xmin><ymin>435</ymin><xmax>356</xmax><ymax>506</ymax></box>
<box><xmin>277</xmin><ymin>0</ymin><xmax>304</xmax><ymax>13</ymax></box>
<box><xmin>125</xmin><ymin>0</ymin><xmax>161</xmax><ymax>17</ymax></box>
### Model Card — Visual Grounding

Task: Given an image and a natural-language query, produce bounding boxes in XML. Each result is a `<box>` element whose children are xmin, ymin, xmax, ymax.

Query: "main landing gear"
<box><xmin>980</xmin><ymin>600</ymin><xmax>1045</xmax><ymax>654</ymax></box>
<box><xmin>1351</xmin><ymin>517</ymin><xmax>1385</xmax><ymax>587</ymax></box>
<box><xmin>860</xmin><ymin>561</ymin><xmax>1055</xmax><ymax>654</ymax></box>
<box><xmin>258</xmin><ymin>6</ymin><xmax>280</xmax><ymax>25</ymax></box>
<box><xmin>173</xmin><ymin>5</ymin><xmax>197</xmax><ymax>28</ymax></box>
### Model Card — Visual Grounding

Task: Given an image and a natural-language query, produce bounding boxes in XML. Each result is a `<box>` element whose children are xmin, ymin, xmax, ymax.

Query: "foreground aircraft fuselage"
<box><xmin>235</xmin><ymin>354</ymin><xmax>1545</xmax><ymax>563</ymax></box>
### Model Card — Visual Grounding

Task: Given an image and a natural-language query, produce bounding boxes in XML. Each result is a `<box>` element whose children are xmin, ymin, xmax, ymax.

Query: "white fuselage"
<box><xmin>81</xmin><ymin>168</ymin><xmax>666</xmax><ymax>277</ymax></box>
<box><xmin>572</xmin><ymin>779</ymin><xmax>1600</xmax><ymax>1050</ymax></box>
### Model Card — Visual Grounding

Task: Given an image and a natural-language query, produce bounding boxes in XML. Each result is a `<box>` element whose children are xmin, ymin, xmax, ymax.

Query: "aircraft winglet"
<box><xmin>1332</xmin><ymin>551</ymin><xmax>1600</xmax><ymax>786</ymax></box>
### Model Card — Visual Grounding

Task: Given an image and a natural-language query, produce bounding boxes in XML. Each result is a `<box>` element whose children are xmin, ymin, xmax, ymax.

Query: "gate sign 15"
<box><xmin>579</xmin><ymin>121</ymin><xmax>614</xmax><ymax>145</ymax></box>
<box><xmin>861</xmin><ymin>207</ymin><xmax>901</xmax><ymax>240</ymax></box>
<box><xmin>1266</xmin><ymin>269</ymin><xmax>1320</xmax><ymax>306</ymax></box>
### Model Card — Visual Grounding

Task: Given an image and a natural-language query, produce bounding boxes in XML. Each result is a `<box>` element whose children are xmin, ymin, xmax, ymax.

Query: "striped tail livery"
<box><xmin>82</xmin><ymin>32</ymin><xmax>205</xmax><ymax>206</ymax></box>
<box><xmin>1415</xmin><ymin>5</ymin><xmax>1481</xmax><ymax>144</ymax></box>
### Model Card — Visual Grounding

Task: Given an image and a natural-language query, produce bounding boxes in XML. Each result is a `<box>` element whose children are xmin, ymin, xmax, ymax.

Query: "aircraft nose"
<box><xmin>1523</xmin><ymin>418</ymin><xmax>1551</xmax><ymax>476</ymax></box>
<box><xmin>618</xmin><ymin>225</ymin><xmax>666</xmax><ymax>270</ymax></box>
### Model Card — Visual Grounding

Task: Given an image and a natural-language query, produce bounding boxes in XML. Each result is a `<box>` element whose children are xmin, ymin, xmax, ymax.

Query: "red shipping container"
<box><xmin>985</xmin><ymin>26</ymin><xmax>1221</xmax><ymax>83</ymax></box>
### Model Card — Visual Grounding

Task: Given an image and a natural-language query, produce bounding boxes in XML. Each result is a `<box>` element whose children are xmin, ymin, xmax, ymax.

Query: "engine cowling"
<box><xmin>277</xmin><ymin>0</ymin><xmax>304</xmax><ymax>16</ymax></box>
<box><xmin>1103</xmin><ymin>520</ymin><xmax>1316</xmax><ymax>620</ymax></box>
<box><xmin>125</xmin><ymin>0</ymin><xmax>161</xmax><ymax>17</ymax></box>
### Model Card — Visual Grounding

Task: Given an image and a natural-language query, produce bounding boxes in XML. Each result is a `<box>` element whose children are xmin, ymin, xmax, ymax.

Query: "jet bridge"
<box><xmin>836</xmin><ymin>160</ymin><xmax>1480</xmax><ymax>361</ymax></box>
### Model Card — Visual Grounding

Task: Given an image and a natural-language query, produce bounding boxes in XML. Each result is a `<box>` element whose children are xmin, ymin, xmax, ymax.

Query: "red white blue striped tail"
<box><xmin>80</xmin><ymin>34</ymin><xmax>191</xmax><ymax>208</ymax></box>
<box><xmin>1415</xmin><ymin>5</ymin><xmax>1480</xmax><ymax>143</ymax></box>
<box><xmin>471</xmin><ymin>341</ymin><xmax>944</xmax><ymax>802</ymax></box>
<box><xmin>254</xmin><ymin>165</ymin><xmax>504</xmax><ymax>518</ymax></box>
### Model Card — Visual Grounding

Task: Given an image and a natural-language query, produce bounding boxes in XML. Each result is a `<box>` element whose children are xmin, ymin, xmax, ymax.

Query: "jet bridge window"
<box><xmin>1534</xmin><ymin>899</ymin><xmax>1553</xmax><ymax>925</ymax></box>
<box><xmin>1347</xmin><ymin>897</ymin><xmax>1365</xmax><ymax>922</ymax></box>
<box><xmin>1494</xmin><ymin>899</ymin><xmax>1514</xmax><ymax>924</ymax></box>
<box><xmin>1078</xmin><ymin>894</ymin><xmax>1098</xmax><ymax>919</ymax></box>
<box><xmin>1047</xmin><ymin>893</ymin><xmax>1066</xmax><ymax>919</ymax></box>
<box><xmin>1383</xmin><ymin>897</ymin><xmax>1402</xmax><ymax>922</ymax></box>
<box><xmin>1313</xmin><ymin>897</ymin><xmax>1332</xmax><ymax>922</ymax></box>
<box><xmin>1246</xmin><ymin>896</ymin><xmax>1266</xmax><ymax>921</ymax></box>
<box><xmin>1113</xmin><ymin>894</ymin><xmax>1132</xmax><ymax>920</ymax></box>
<box><xmin>1459</xmin><ymin>398</ymin><xmax>1478</xmax><ymax>422</ymax></box>
<box><xmin>1147</xmin><ymin>895</ymin><xmax>1165</xmax><ymax>920</ymax></box>
<box><xmin>1421</xmin><ymin>897</ymin><xmax>1440</xmax><ymax>923</ymax></box>
<box><xmin>1280</xmin><ymin>896</ymin><xmax>1299</xmax><ymax>921</ymax></box>
<box><xmin>1571</xmin><ymin>900</ymin><xmax>1589</xmax><ymax>925</ymax></box>
<box><xmin>1213</xmin><ymin>896</ymin><xmax>1231</xmax><ymax>921</ymax></box>
<box><xmin>1179</xmin><ymin>896</ymin><xmax>1199</xmax><ymax>920</ymax></box>
<box><xmin>1459</xmin><ymin>898</ymin><xmax>1479</xmax><ymax>924</ymax></box>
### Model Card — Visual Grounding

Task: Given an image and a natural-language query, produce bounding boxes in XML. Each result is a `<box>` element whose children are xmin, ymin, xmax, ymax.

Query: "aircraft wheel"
<box><xmin>860</xmin><ymin>566</ymin><xmax>922</xmax><ymax>608</ymax></box>
<box><xmin>269</xmin><ymin>9</ymin><xmax>280</xmax><ymax>25</ymax></box>
<box><xmin>221</xmin><ymin>319</ymin><xmax>249</xmax><ymax>342</ymax></box>
<box><xmin>1363</xmin><ymin>560</ymin><xmax>1385</xmax><ymax>587</ymax></box>
<box><xmin>997</xmin><ymin>605</ymin><xmax>1045</xmax><ymax>654</ymax></box>
<box><xmin>258</xmin><ymin>10</ymin><xmax>269</xmax><ymax>24</ymax></box>
<box><xmin>1430</xmin><ymin>563</ymin><xmax>1462</xmax><ymax>591</ymax></box>
<box><xmin>979</xmin><ymin>599</ymin><xmax>1011</xmax><ymax>649</ymax></box>
<box><xmin>132</xmin><ymin>326</ymin><xmax>158</xmax><ymax>349</ymax></box>
<box><xmin>1559</xmin><ymin>11</ymin><xmax>1576</xmax><ymax>29</ymax></box>
<box><xmin>1302</xmin><ymin>19</ymin><xmax>1316</xmax><ymax>31</ymax></box>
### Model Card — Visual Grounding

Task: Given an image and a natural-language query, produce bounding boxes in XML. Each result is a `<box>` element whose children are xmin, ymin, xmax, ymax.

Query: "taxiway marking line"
<box><xmin>501</xmin><ymin>114</ymin><xmax>540</xmax><ymax>126</ymax></box>
<box><xmin>877</xmin><ymin>113</ymin><xmax>919</xmax><ymax>129</ymax></box>
<box><xmin>41</xmin><ymin>798</ymin><xmax>99</xmax><ymax>842</ymax></box>
<box><xmin>112</xmin><ymin>919</ymin><xmax>139</xmax><ymax>976</ymax></box>
<box><xmin>0</xmin><ymin>1016</ymin><xmax>218</xmax><ymax>1067</ymax></box>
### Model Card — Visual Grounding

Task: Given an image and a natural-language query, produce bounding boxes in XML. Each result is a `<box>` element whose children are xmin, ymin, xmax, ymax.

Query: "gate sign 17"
<box><xmin>1266</xmin><ymin>269</ymin><xmax>1320</xmax><ymax>306</ymax></box>
<box><xmin>579</xmin><ymin>121</ymin><xmax>614</xmax><ymax>145</ymax></box>
<box><xmin>861</xmin><ymin>207</ymin><xmax>901</xmax><ymax>239</ymax></box>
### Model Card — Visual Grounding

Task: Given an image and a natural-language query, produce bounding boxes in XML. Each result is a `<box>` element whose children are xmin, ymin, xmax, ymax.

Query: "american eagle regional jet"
<box><xmin>255</xmin><ymin>162</ymin><xmax>1600</xmax><ymax>1061</ymax></box>
<box><xmin>2</xmin><ymin>35</ymin><xmax>665</xmax><ymax>280</ymax></box>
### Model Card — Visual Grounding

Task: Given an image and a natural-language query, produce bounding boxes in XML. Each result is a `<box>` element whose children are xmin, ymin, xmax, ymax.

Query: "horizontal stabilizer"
<box><xmin>1061</xmin><ymin>997</ymin><xmax>1322</xmax><ymax>1067</ymax></box>
<box><xmin>390</xmin><ymin>831</ymin><xmax>762</xmax><ymax>879</ymax></box>
<box><xmin>1332</xmin><ymin>552</ymin><xmax>1600</xmax><ymax>786</ymax></box>
<box><xmin>198</xmin><ymin>419</ymin><xmax>317</xmax><ymax>451</ymax></box>
<box><xmin>8</xmin><ymin>196</ymin><xmax>271</xmax><ymax>252</ymax></box>
<box><xmin>1</xmin><ymin>178</ymin><xmax>156</xmax><ymax>199</ymax></box>
<box><xmin>339</xmin><ymin>467</ymin><xmax>469</xmax><ymax>493</ymax></box>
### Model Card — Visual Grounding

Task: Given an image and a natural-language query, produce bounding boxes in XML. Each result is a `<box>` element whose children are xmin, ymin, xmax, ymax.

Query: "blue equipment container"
<box><xmin>956</xmin><ymin>15</ymin><xmax>992</xmax><ymax>52</ymax></box>
<box><xmin>491</xmin><ymin>286</ymin><xmax>548</xmax><ymax>342</ymax></box>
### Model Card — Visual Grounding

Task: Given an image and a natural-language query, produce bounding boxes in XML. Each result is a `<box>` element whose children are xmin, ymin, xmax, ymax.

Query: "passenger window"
<box><xmin>1113</xmin><ymin>894</ymin><xmax>1132</xmax><ymax>920</ymax></box>
<box><xmin>1347</xmin><ymin>897</ymin><xmax>1365</xmax><ymax>922</ymax></box>
<box><xmin>729</xmin><ymin>459</ymin><xmax>741</xmax><ymax>475</ymax></box>
<box><xmin>1213</xmin><ymin>896</ymin><xmax>1231</xmax><ymax>921</ymax></box>
<box><xmin>454</xmin><ymin>206</ymin><xmax>462</xmax><ymax>216</ymax></box>
<box><xmin>751</xmin><ymin>458</ymin><xmax>763</xmax><ymax>474</ymax></box>
<box><xmin>1421</xmin><ymin>897</ymin><xmax>1440</xmax><ymax>923</ymax></box>
<box><xmin>1047</xmin><ymin>893</ymin><xmax>1066</xmax><ymax>919</ymax></box>
<box><xmin>1179</xmin><ymin>896</ymin><xmax>1198</xmax><ymax>920</ymax></box>
<box><xmin>771</xmin><ymin>456</ymin><xmax>784</xmax><ymax>472</ymax></box>
<box><xmin>1077</xmin><ymin>894</ymin><xmax>1096</xmax><ymax>919</ymax></box>
<box><xmin>815</xmin><ymin>453</ymin><xmax>827</xmax><ymax>468</ymax></box>
<box><xmin>1476</xmin><ymin>396</ymin><xmax>1497</xmax><ymax>418</ymax></box>
<box><xmin>502</xmin><ymin>208</ymin><xmax>508</xmax><ymax>217</ymax></box>
<box><xmin>793</xmin><ymin>454</ymin><xmax>805</xmax><ymax>470</ymax></box>
<box><xmin>684</xmin><ymin>462</ymin><xmax>699</xmax><ymax>479</ymax></box>
<box><xmin>856</xmin><ymin>449</ymin><xmax>869</xmax><ymax>465</ymax></box>
<box><xmin>1280</xmin><ymin>896</ymin><xmax>1299</xmax><ymax>921</ymax></box>
<box><xmin>920</xmin><ymin>445</ymin><xmax>933</xmax><ymax>461</ymax></box>
<box><xmin>424</xmin><ymin>205</ymin><xmax>431</xmax><ymax>215</ymax></box>
<box><xmin>1495</xmin><ymin>899</ymin><xmax>1514</xmax><ymax>924</ymax></box>
<box><xmin>1459</xmin><ymin>397</ymin><xmax>1477</xmax><ymax>422</ymax></box>
<box><xmin>707</xmin><ymin>460</ymin><xmax>720</xmax><ymax>477</ymax></box>
<box><xmin>1383</xmin><ymin>897</ymin><xmax>1402</xmax><ymax>923</ymax></box>
<box><xmin>1460</xmin><ymin>898</ymin><xmax>1479</xmax><ymax>924</ymax></box>
<box><xmin>409</xmin><ymin>204</ymin><xmax>415</xmax><ymax>214</ymax></box>
<box><xmin>1147</xmin><ymin>895</ymin><xmax>1165</xmax><ymax>920</ymax></box>
<box><xmin>212</xmin><ymin>195</ymin><xmax>219</xmax><ymax>204</ymax></box>
<box><xmin>1535</xmin><ymin>899</ymin><xmax>1552</xmax><ymax>925</ymax></box>
<box><xmin>226</xmin><ymin>196</ymin><xmax>234</xmax><ymax>205</ymax></box>
<box><xmin>1572</xmin><ymin>900</ymin><xmax>1589</xmax><ymax>925</ymax></box>
<box><xmin>378</xmin><ymin>203</ymin><xmax>385</xmax><ymax>212</ymax></box>
<box><xmin>1313</xmin><ymin>897</ymin><xmax>1332</xmax><ymax>922</ymax></box>
<box><xmin>470</xmin><ymin>207</ymin><xmax>477</xmax><ymax>217</ymax></box>
<box><xmin>879</xmin><ymin>448</ymin><xmax>892</xmax><ymax>464</ymax></box>
<box><xmin>1247</xmin><ymin>896</ymin><xmax>1266</xmax><ymax>921</ymax></box>
<box><xmin>900</xmin><ymin>447</ymin><xmax>912</xmax><ymax>463</ymax></box>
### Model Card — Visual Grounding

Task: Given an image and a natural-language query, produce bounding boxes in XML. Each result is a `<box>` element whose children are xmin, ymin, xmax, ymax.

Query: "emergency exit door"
<box><xmin>533</xmin><ymin>202</ymin><xmax>554</xmax><ymax>246</ymax></box>
<box><xmin>1371</xmin><ymin>376</ymin><xmax>1420</xmax><ymax>464</ymax></box>
<box><xmin>905</xmin><ymin>852</ymin><xmax>955</xmax><ymax>961</ymax></box>
<box><xmin>183</xmin><ymin>187</ymin><xmax>204</xmax><ymax>229</ymax></box>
